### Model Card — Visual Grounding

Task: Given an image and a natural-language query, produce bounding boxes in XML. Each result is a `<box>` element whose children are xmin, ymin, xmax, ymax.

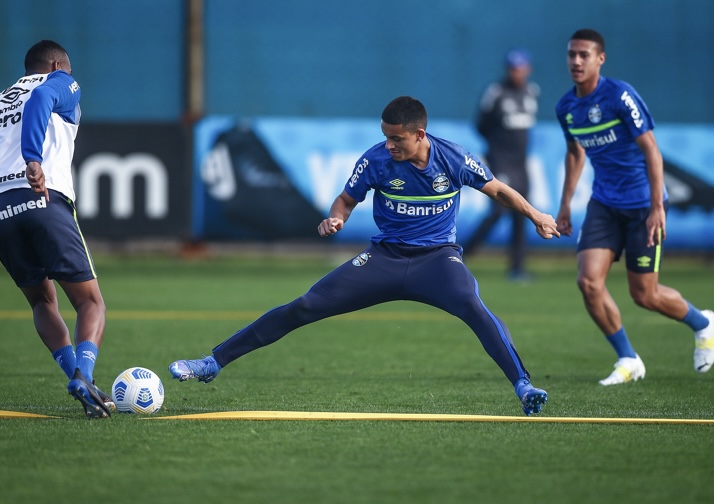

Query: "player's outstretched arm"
<box><xmin>530</xmin><ymin>211</ymin><xmax>561</xmax><ymax>240</ymax></box>
<box><xmin>480</xmin><ymin>177</ymin><xmax>560</xmax><ymax>240</ymax></box>
<box><xmin>318</xmin><ymin>190</ymin><xmax>358</xmax><ymax>237</ymax></box>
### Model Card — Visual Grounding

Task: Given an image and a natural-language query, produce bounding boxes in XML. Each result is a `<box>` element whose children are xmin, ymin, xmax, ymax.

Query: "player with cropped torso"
<box><xmin>350</xmin><ymin>133</ymin><xmax>489</xmax><ymax>246</ymax></box>
<box><xmin>556</xmin><ymin>76</ymin><xmax>666</xmax><ymax>209</ymax></box>
<box><xmin>0</xmin><ymin>71</ymin><xmax>79</xmax><ymax>201</ymax></box>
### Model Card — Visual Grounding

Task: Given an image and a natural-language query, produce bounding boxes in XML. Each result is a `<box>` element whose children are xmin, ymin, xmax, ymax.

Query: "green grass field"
<box><xmin>1</xmin><ymin>249</ymin><xmax>712</xmax><ymax>503</ymax></box>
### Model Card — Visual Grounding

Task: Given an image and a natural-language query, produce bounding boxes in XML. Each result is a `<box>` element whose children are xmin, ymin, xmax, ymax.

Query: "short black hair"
<box><xmin>381</xmin><ymin>96</ymin><xmax>427</xmax><ymax>132</ymax></box>
<box><xmin>24</xmin><ymin>40</ymin><xmax>69</xmax><ymax>74</ymax></box>
<box><xmin>570</xmin><ymin>29</ymin><xmax>605</xmax><ymax>52</ymax></box>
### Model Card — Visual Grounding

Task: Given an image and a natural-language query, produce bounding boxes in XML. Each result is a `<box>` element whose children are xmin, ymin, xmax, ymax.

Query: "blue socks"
<box><xmin>605</xmin><ymin>304</ymin><xmax>707</xmax><ymax>360</ymax></box>
<box><xmin>606</xmin><ymin>327</ymin><xmax>637</xmax><ymax>359</ymax></box>
<box><xmin>52</xmin><ymin>345</ymin><xmax>77</xmax><ymax>379</ymax></box>
<box><xmin>681</xmin><ymin>302</ymin><xmax>709</xmax><ymax>331</ymax></box>
<box><xmin>75</xmin><ymin>341</ymin><xmax>99</xmax><ymax>382</ymax></box>
<box><xmin>53</xmin><ymin>342</ymin><xmax>101</xmax><ymax>382</ymax></box>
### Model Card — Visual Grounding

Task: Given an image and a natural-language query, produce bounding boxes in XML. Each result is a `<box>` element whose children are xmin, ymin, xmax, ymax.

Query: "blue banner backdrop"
<box><xmin>193</xmin><ymin>117</ymin><xmax>714</xmax><ymax>250</ymax></box>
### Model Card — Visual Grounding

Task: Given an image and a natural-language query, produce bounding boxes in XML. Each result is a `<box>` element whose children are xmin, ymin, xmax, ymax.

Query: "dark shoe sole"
<box><xmin>92</xmin><ymin>382</ymin><xmax>117</xmax><ymax>412</ymax></box>
<box><xmin>68</xmin><ymin>369</ymin><xmax>111</xmax><ymax>419</ymax></box>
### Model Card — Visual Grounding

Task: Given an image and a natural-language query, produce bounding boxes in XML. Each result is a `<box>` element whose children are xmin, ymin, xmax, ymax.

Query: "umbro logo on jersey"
<box><xmin>1</xmin><ymin>86</ymin><xmax>30</xmax><ymax>104</ymax></box>
<box><xmin>389</xmin><ymin>179</ymin><xmax>405</xmax><ymax>190</ymax></box>
<box><xmin>448</xmin><ymin>256</ymin><xmax>463</xmax><ymax>264</ymax></box>
<box><xmin>637</xmin><ymin>256</ymin><xmax>652</xmax><ymax>268</ymax></box>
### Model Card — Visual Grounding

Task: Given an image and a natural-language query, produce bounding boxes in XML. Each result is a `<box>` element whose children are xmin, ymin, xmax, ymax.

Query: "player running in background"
<box><xmin>555</xmin><ymin>29</ymin><xmax>713</xmax><ymax>385</ymax></box>
<box><xmin>0</xmin><ymin>40</ymin><xmax>112</xmax><ymax>418</ymax></box>
<box><xmin>170</xmin><ymin>96</ymin><xmax>560</xmax><ymax>416</ymax></box>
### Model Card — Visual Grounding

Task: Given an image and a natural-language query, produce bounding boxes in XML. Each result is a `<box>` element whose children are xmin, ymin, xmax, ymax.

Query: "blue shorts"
<box><xmin>577</xmin><ymin>198</ymin><xmax>668</xmax><ymax>273</ymax></box>
<box><xmin>214</xmin><ymin>241</ymin><xmax>531</xmax><ymax>384</ymax></box>
<box><xmin>0</xmin><ymin>188</ymin><xmax>97</xmax><ymax>287</ymax></box>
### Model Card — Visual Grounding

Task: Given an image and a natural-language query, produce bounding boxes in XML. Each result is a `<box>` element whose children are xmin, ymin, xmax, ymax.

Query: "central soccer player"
<box><xmin>170</xmin><ymin>96</ymin><xmax>560</xmax><ymax>416</ymax></box>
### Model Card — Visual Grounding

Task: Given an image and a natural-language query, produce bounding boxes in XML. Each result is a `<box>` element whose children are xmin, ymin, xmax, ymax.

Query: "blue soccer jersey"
<box><xmin>555</xmin><ymin>76</ymin><xmax>667</xmax><ymax>209</ymax></box>
<box><xmin>344</xmin><ymin>133</ymin><xmax>493</xmax><ymax>246</ymax></box>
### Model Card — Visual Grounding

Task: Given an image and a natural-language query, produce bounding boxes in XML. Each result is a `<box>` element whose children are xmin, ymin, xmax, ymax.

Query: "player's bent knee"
<box><xmin>576</xmin><ymin>276</ymin><xmax>604</xmax><ymax>299</ymax></box>
<box><xmin>284</xmin><ymin>295</ymin><xmax>321</xmax><ymax>324</ymax></box>
<box><xmin>629</xmin><ymin>290</ymin><xmax>656</xmax><ymax>310</ymax></box>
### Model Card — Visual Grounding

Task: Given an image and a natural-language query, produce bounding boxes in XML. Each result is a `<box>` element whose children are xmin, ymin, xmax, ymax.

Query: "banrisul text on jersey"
<box><xmin>555</xmin><ymin>76</ymin><xmax>665</xmax><ymax>209</ymax></box>
<box><xmin>344</xmin><ymin>133</ymin><xmax>493</xmax><ymax>246</ymax></box>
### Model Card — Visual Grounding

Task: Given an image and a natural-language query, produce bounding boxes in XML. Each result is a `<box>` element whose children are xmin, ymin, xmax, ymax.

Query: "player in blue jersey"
<box><xmin>555</xmin><ymin>29</ymin><xmax>714</xmax><ymax>385</ymax></box>
<box><xmin>0</xmin><ymin>41</ymin><xmax>113</xmax><ymax>418</ymax></box>
<box><xmin>170</xmin><ymin>96</ymin><xmax>561</xmax><ymax>416</ymax></box>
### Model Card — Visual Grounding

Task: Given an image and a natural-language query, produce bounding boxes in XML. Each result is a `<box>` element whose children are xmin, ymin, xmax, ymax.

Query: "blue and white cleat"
<box><xmin>520</xmin><ymin>387</ymin><xmax>548</xmax><ymax>416</ymax></box>
<box><xmin>694</xmin><ymin>309</ymin><xmax>714</xmax><ymax>373</ymax></box>
<box><xmin>68</xmin><ymin>368</ymin><xmax>111</xmax><ymax>419</ymax></box>
<box><xmin>598</xmin><ymin>354</ymin><xmax>645</xmax><ymax>386</ymax></box>
<box><xmin>169</xmin><ymin>355</ymin><xmax>222</xmax><ymax>383</ymax></box>
<box><xmin>515</xmin><ymin>378</ymin><xmax>547</xmax><ymax>416</ymax></box>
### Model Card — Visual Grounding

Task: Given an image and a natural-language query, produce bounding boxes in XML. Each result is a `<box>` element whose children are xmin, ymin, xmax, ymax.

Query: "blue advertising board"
<box><xmin>193</xmin><ymin>117</ymin><xmax>714</xmax><ymax>250</ymax></box>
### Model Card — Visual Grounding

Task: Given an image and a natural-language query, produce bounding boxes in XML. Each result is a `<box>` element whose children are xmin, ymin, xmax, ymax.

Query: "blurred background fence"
<box><xmin>3</xmin><ymin>0</ymin><xmax>712</xmax><ymax>249</ymax></box>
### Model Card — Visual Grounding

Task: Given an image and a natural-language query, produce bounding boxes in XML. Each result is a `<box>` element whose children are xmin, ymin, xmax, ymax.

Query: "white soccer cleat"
<box><xmin>694</xmin><ymin>310</ymin><xmax>714</xmax><ymax>373</ymax></box>
<box><xmin>598</xmin><ymin>354</ymin><xmax>646</xmax><ymax>386</ymax></box>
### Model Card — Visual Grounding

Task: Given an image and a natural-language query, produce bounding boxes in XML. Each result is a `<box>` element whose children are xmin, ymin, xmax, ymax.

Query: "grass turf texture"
<box><xmin>1</xmin><ymin>251</ymin><xmax>712</xmax><ymax>503</ymax></box>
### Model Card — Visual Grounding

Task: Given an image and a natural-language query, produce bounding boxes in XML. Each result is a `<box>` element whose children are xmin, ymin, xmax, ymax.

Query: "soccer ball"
<box><xmin>112</xmin><ymin>367</ymin><xmax>165</xmax><ymax>414</ymax></box>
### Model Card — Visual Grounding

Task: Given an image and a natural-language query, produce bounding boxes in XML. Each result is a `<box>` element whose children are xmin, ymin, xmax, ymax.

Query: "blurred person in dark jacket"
<box><xmin>464</xmin><ymin>49</ymin><xmax>539</xmax><ymax>282</ymax></box>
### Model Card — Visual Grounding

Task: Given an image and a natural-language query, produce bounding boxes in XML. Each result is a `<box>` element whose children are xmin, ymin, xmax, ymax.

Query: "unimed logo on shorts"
<box><xmin>76</xmin><ymin>153</ymin><xmax>168</xmax><ymax>219</ymax></box>
<box><xmin>0</xmin><ymin>196</ymin><xmax>46</xmax><ymax>220</ymax></box>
